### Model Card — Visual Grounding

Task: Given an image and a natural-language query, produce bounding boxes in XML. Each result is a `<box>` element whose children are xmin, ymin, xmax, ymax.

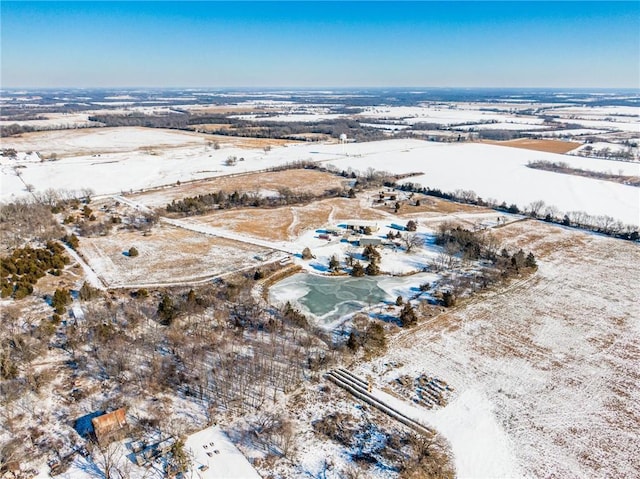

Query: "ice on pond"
<box><xmin>269</xmin><ymin>273</ymin><xmax>388</xmax><ymax>323</ymax></box>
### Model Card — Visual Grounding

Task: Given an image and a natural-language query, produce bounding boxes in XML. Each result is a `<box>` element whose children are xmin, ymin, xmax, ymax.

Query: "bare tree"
<box><xmin>527</xmin><ymin>200</ymin><xmax>546</xmax><ymax>218</ymax></box>
<box><xmin>402</xmin><ymin>233</ymin><xmax>423</xmax><ymax>253</ymax></box>
<box><xmin>91</xmin><ymin>441</ymin><xmax>130</xmax><ymax>479</ymax></box>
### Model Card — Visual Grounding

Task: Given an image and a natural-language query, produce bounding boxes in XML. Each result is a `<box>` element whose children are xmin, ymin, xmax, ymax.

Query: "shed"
<box><xmin>91</xmin><ymin>408</ymin><xmax>128</xmax><ymax>446</ymax></box>
<box><xmin>70</xmin><ymin>305</ymin><xmax>85</xmax><ymax>322</ymax></box>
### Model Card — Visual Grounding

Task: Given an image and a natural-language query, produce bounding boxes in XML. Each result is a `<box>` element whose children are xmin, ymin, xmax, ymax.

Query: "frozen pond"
<box><xmin>269</xmin><ymin>272</ymin><xmax>438</xmax><ymax>326</ymax></box>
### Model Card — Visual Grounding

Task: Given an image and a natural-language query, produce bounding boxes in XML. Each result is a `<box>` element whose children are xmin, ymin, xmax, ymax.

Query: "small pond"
<box><xmin>269</xmin><ymin>272</ymin><xmax>437</xmax><ymax>326</ymax></box>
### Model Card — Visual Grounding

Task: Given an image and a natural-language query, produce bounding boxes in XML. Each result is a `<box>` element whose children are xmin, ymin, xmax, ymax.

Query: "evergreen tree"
<box><xmin>158</xmin><ymin>294</ymin><xmax>176</xmax><ymax>325</ymax></box>
<box><xmin>79</xmin><ymin>281</ymin><xmax>97</xmax><ymax>301</ymax></box>
<box><xmin>442</xmin><ymin>290</ymin><xmax>456</xmax><ymax>307</ymax></box>
<box><xmin>399</xmin><ymin>303</ymin><xmax>417</xmax><ymax>327</ymax></box>
<box><xmin>365</xmin><ymin>258</ymin><xmax>380</xmax><ymax>276</ymax></box>
<box><xmin>52</xmin><ymin>288</ymin><xmax>71</xmax><ymax>315</ymax></box>
<box><xmin>351</xmin><ymin>261</ymin><xmax>365</xmax><ymax>277</ymax></box>
<box><xmin>329</xmin><ymin>255</ymin><xmax>340</xmax><ymax>272</ymax></box>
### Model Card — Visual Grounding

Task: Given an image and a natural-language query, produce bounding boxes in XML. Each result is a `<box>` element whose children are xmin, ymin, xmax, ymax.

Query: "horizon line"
<box><xmin>3</xmin><ymin>86</ymin><xmax>640</xmax><ymax>91</ymax></box>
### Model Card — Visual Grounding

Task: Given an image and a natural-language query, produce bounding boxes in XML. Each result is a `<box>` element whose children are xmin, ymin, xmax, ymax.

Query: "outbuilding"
<box><xmin>360</xmin><ymin>236</ymin><xmax>383</xmax><ymax>247</ymax></box>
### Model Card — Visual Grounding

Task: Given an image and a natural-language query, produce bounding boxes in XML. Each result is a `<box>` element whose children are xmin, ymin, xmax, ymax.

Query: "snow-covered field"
<box><xmin>452</xmin><ymin>122</ymin><xmax>549</xmax><ymax>131</ymax></box>
<box><xmin>321</xmin><ymin>140</ymin><xmax>640</xmax><ymax>226</ymax></box>
<box><xmin>568</xmin><ymin>141</ymin><xmax>638</xmax><ymax>159</ymax></box>
<box><xmin>355</xmin><ymin>222</ymin><xmax>640</xmax><ymax>478</ymax></box>
<box><xmin>79</xmin><ymin>222</ymin><xmax>276</xmax><ymax>288</ymax></box>
<box><xmin>0</xmin><ymin>112</ymin><xmax>102</xmax><ymax>129</ymax></box>
<box><xmin>358</xmin><ymin>105</ymin><xmax>546</xmax><ymax>129</ymax></box>
<box><xmin>1</xmin><ymin>127</ymin><xmax>206</xmax><ymax>156</ymax></box>
<box><xmin>3</xmin><ymin>133</ymin><xmax>638</xmax><ymax>226</ymax></box>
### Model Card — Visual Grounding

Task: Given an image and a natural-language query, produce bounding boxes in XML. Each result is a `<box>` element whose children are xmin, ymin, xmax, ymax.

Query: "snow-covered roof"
<box><xmin>184</xmin><ymin>426</ymin><xmax>260</xmax><ymax>479</ymax></box>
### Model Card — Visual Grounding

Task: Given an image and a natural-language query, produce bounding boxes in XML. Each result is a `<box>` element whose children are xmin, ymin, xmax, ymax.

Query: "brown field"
<box><xmin>482</xmin><ymin>138</ymin><xmax>581</xmax><ymax>154</ymax></box>
<box><xmin>198</xmin><ymin>133</ymin><xmax>301</xmax><ymax>149</ymax></box>
<box><xmin>387</xmin><ymin>194</ymin><xmax>494</xmax><ymax>217</ymax></box>
<box><xmin>129</xmin><ymin>169</ymin><xmax>351</xmax><ymax>208</ymax></box>
<box><xmin>190</xmin><ymin>197</ymin><xmax>389</xmax><ymax>241</ymax></box>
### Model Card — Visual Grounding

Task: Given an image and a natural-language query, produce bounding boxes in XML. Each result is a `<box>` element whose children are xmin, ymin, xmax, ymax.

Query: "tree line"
<box><xmin>396</xmin><ymin>182</ymin><xmax>639</xmax><ymax>241</ymax></box>
<box><xmin>527</xmin><ymin>160</ymin><xmax>640</xmax><ymax>187</ymax></box>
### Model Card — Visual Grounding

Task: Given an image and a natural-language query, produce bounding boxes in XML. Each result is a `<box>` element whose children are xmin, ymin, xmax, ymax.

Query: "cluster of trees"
<box><xmin>88</xmin><ymin>113</ymin><xmax>189</xmax><ymax>129</ymax></box>
<box><xmin>435</xmin><ymin>222</ymin><xmax>536</xmax><ymax>271</ymax></box>
<box><xmin>0</xmin><ymin>199</ymin><xmax>64</xmax><ymax>251</ymax></box>
<box><xmin>0</xmin><ymin>124</ymin><xmax>38</xmax><ymax>137</ymax></box>
<box><xmin>166</xmin><ymin>185</ymin><xmax>346</xmax><ymax>216</ymax></box>
<box><xmin>431</xmin><ymin>223</ymin><xmax>538</xmax><ymax>307</ymax></box>
<box><xmin>312</xmin><ymin>408</ymin><xmax>453</xmax><ymax>478</ymax></box>
<box><xmin>345</xmin><ymin>313</ymin><xmax>387</xmax><ymax>356</ymax></box>
<box><xmin>341</xmin><ymin>244</ymin><xmax>382</xmax><ymax>277</ymax></box>
<box><xmin>577</xmin><ymin>144</ymin><xmax>636</xmax><ymax>161</ymax></box>
<box><xmin>202</xmin><ymin>118</ymin><xmax>391</xmax><ymax>142</ymax></box>
<box><xmin>87</xmin><ymin>111</ymin><xmax>394</xmax><ymax>142</ymax></box>
<box><xmin>0</xmin><ymin>263</ymin><xmax>340</xmax><ymax>470</ymax></box>
<box><xmin>435</xmin><ymin>225</ymin><xmax>493</xmax><ymax>262</ymax></box>
<box><xmin>0</xmin><ymin>242</ymin><xmax>69</xmax><ymax>299</ymax></box>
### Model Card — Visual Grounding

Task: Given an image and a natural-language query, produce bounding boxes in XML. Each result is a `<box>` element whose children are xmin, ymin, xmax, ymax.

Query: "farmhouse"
<box><xmin>345</xmin><ymin>223</ymin><xmax>380</xmax><ymax>234</ymax></box>
<box><xmin>91</xmin><ymin>408</ymin><xmax>128</xmax><ymax>446</ymax></box>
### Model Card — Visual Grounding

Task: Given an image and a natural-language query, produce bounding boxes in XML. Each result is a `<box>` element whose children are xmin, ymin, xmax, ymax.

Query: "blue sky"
<box><xmin>1</xmin><ymin>1</ymin><xmax>639</xmax><ymax>88</ymax></box>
